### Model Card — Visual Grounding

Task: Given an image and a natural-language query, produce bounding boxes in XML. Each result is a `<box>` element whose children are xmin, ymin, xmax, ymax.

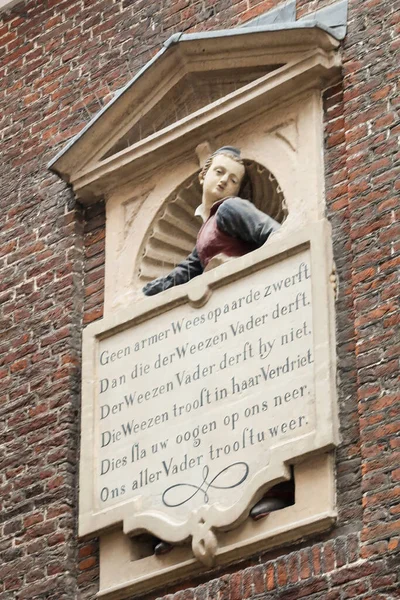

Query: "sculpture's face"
<box><xmin>201</xmin><ymin>154</ymin><xmax>245</xmax><ymax>204</ymax></box>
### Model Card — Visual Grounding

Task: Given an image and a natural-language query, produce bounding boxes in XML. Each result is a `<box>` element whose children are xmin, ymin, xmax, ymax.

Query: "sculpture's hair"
<box><xmin>200</xmin><ymin>146</ymin><xmax>252</xmax><ymax>200</ymax></box>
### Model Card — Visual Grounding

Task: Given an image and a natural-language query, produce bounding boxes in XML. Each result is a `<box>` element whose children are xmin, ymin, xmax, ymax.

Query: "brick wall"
<box><xmin>0</xmin><ymin>0</ymin><xmax>398</xmax><ymax>599</ymax></box>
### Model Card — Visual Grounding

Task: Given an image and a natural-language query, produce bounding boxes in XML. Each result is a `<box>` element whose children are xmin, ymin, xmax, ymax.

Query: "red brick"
<box><xmin>300</xmin><ymin>549</ymin><xmax>312</xmax><ymax>579</ymax></box>
<box><xmin>323</xmin><ymin>541</ymin><xmax>335</xmax><ymax>572</ymax></box>
<box><xmin>1</xmin><ymin>2</ymin><xmax>400</xmax><ymax>600</ymax></box>
<box><xmin>288</xmin><ymin>552</ymin><xmax>300</xmax><ymax>582</ymax></box>
<box><xmin>277</xmin><ymin>559</ymin><xmax>287</xmax><ymax>587</ymax></box>
<box><xmin>342</xmin><ymin>580</ymin><xmax>369</xmax><ymax>598</ymax></box>
<box><xmin>266</xmin><ymin>563</ymin><xmax>275</xmax><ymax>591</ymax></box>
<box><xmin>23</xmin><ymin>513</ymin><xmax>44</xmax><ymax>528</ymax></box>
<box><xmin>330</xmin><ymin>561</ymin><xmax>383</xmax><ymax>585</ymax></box>
<box><xmin>79</xmin><ymin>556</ymin><xmax>97</xmax><ymax>571</ymax></box>
<box><xmin>252</xmin><ymin>565</ymin><xmax>265</xmax><ymax>595</ymax></box>
<box><xmin>229</xmin><ymin>572</ymin><xmax>242</xmax><ymax>600</ymax></box>
<box><xmin>78</xmin><ymin>543</ymin><xmax>97</xmax><ymax>559</ymax></box>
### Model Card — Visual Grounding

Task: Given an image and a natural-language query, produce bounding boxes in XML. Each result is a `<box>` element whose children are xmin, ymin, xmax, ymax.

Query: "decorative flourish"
<box><xmin>162</xmin><ymin>462</ymin><xmax>249</xmax><ymax>508</ymax></box>
<box><xmin>192</xmin><ymin>516</ymin><xmax>218</xmax><ymax>567</ymax></box>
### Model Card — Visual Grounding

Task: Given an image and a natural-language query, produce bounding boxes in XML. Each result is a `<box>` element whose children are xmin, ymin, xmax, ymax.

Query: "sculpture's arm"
<box><xmin>142</xmin><ymin>247</ymin><xmax>204</xmax><ymax>296</ymax></box>
<box><xmin>216</xmin><ymin>197</ymin><xmax>280</xmax><ymax>246</ymax></box>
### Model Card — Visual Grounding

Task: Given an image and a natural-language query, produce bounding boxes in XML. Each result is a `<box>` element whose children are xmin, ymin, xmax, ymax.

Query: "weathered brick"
<box><xmin>1</xmin><ymin>1</ymin><xmax>399</xmax><ymax>600</ymax></box>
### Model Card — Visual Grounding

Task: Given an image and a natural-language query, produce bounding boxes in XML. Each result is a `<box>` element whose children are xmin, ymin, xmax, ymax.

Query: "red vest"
<box><xmin>196</xmin><ymin>200</ymin><xmax>256</xmax><ymax>267</ymax></box>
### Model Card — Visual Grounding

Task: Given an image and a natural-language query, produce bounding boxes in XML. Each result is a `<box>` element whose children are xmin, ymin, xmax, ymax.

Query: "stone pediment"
<box><xmin>49</xmin><ymin>23</ymin><xmax>341</xmax><ymax>202</ymax></box>
<box><xmin>101</xmin><ymin>65</ymin><xmax>282</xmax><ymax>160</ymax></box>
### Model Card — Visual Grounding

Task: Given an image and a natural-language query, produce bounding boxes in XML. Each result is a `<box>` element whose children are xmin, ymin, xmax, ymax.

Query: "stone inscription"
<box><xmin>95</xmin><ymin>251</ymin><xmax>314</xmax><ymax>518</ymax></box>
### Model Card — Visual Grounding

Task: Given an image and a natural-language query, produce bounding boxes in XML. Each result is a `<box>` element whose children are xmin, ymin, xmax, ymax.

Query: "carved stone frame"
<box><xmin>50</xmin><ymin>24</ymin><xmax>342</xmax><ymax>599</ymax></box>
<box><xmin>82</xmin><ymin>222</ymin><xmax>338</xmax><ymax>598</ymax></box>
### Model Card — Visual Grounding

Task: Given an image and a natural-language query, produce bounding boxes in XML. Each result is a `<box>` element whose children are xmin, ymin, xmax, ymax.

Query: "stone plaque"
<box><xmin>80</xmin><ymin>224</ymin><xmax>337</xmax><ymax>564</ymax></box>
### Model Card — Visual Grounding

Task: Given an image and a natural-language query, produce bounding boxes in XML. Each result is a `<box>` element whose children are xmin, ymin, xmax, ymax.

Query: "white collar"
<box><xmin>195</xmin><ymin>204</ymin><xmax>207</xmax><ymax>223</ymax></box>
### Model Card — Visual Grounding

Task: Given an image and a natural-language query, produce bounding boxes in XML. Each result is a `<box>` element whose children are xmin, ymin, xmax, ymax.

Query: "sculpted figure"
<box><xmin>143</xmin><ymin>147</ymin><xmax>294</xmax><ymax>554</ymax></box>
<box><xmin>143</xmin><ymin>146</ymin><xmax>281</xmax><ymax>296</ymax></box>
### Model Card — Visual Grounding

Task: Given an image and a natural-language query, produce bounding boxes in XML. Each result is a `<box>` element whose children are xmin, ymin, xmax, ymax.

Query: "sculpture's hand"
<box><xmin>142</xmin><ymin>278</ymin><xmax>165</xmax><ymax>296</ymax></box>
<box><xmin>142</xmin><ymin>248</ymin><xmax>204</xmax><ymax>296</ymax></box>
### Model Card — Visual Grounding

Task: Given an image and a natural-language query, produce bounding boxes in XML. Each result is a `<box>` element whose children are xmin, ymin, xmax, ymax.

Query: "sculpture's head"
<box><xmin>199</xmin><ymin>146</ymin><xmax>251</xmax><ymax>206</ymax></box>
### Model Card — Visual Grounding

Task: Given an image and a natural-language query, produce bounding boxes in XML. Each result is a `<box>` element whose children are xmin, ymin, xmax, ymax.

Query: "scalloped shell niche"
<box><xmin>137</xmin><ymin>160</ymin><xmax>287</xmax><ymax>284</ymax></box>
